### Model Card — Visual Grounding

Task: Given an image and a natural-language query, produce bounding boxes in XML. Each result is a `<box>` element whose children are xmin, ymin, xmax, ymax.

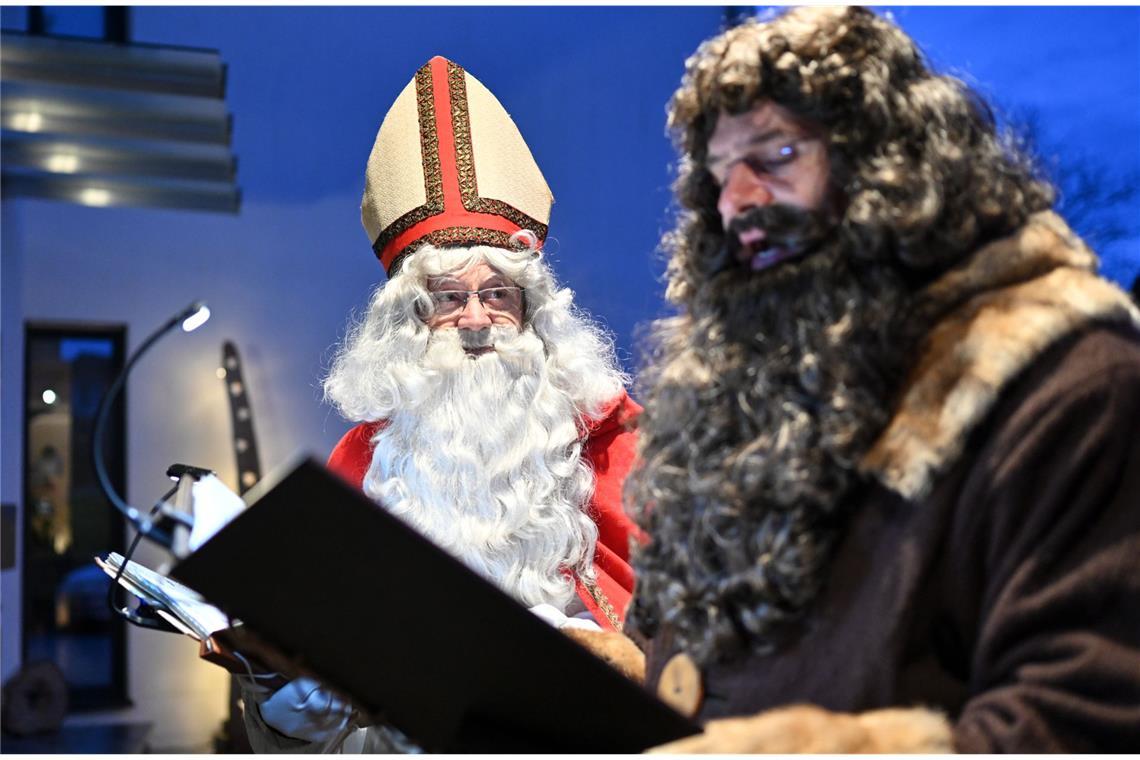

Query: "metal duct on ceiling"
<box><xmin>1</xmin><ymin>31</ymin><xmax>240</xmax><ymax>213</ymax></box>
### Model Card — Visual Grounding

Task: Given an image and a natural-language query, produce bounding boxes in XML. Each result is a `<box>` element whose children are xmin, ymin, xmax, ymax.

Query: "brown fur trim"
<box><xmin>861</xmin><ymin>212</ymin><xmax>1140</xmax><ymax>500</ymax></box>
<box><xmin>648</xmin><ymin>704</ymin><xmax>952</xmax><ymax>753</ymax></box>
<box><xmin>561</xmin><ymin>628</ymin><xmax>646</xmax><ymax>683</ymax></box>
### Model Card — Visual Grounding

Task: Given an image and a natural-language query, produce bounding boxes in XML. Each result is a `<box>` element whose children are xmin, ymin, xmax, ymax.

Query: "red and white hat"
<box><xmin>362</xmin><ymin>56</ymin><xmax>554</xmax><ymax>275</ymax></box>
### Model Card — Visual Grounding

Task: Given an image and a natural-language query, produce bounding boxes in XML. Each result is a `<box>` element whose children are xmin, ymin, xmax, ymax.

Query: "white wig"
<box><xmin>323</xmin><ymin>241</ymin><xmax>629</xmax><ymax>609</ymax></box>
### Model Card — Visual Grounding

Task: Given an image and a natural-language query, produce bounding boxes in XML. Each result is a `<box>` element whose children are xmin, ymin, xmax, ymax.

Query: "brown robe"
<box><xmin>645</xmin><ymin>212</ymin><xmax>1140</xmax><ymax>752</ymax></box>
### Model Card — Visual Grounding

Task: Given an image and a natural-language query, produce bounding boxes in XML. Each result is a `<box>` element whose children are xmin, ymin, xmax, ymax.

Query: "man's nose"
<box><xmin>456</xmin><ymin>293</ymin><xmax>493</xmax><ymax>330</ymax></box>
<box><xmin>718</xmin><ymin>162</ymin><xmax>774</xmax><ymax>228</ymax></box>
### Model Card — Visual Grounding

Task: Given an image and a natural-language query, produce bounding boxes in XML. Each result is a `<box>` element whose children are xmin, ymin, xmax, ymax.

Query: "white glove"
<box><xmin>257</xmin><ymin>676</ymin><xmax>354</xmax><ymax>744</ymax></box>
<box><xmin>528</xmin><ymin>603</ymin><xmax>603</xmax><ymax>632</ymax></box>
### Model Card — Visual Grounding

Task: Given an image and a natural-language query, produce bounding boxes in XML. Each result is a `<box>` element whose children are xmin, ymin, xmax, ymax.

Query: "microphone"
<box><xmin>91</xmin><ymin>301</ymin><xmax>211</xmax><ymax>549</ymax></box>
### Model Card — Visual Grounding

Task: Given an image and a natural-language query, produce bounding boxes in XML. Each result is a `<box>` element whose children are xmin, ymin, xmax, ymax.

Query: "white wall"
<box><xmin>2</xmin><ymin>198</ymin><xmax>26</xmax><ymax>686</ymax></box>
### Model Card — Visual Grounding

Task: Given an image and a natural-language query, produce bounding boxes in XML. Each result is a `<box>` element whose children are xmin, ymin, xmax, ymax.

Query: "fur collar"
<box><xmin>860</xmin><ymin>211</ymin><xmax>1140</xmax><ymax>501</ymax></box>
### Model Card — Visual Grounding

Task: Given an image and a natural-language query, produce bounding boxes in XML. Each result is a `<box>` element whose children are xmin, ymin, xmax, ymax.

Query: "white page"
<box><xmin>100</xmin><ymin>552</ymin><xmax>233</xmax><ymax>637</ymax></box>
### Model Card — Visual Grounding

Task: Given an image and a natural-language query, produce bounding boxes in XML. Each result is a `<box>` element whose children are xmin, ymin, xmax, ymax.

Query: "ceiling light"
<box><xmin>78</xmin><ymin>187</ymin><xmax>111</xmax><ymax>206</ymax></box>
<box><xmin>44</xmin><ymin>153</ymin><xmax>79</xmax><ymax>173</ymax></box>
<box><xmin>11</xmin><ymin>111</ymin><xmax>42</xmax><ymax>132</ymax></box>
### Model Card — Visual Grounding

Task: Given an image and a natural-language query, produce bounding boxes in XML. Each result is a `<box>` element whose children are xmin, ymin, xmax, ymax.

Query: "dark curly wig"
<box><xmin>675</xmin><ymin>7</ymin><xmax>1058</xmax><ymax>297</ymax></box>
<box><xmin>626</xmin><ymin>6</ymin><xmax>1055</xmax><ymax>665</ymax></box>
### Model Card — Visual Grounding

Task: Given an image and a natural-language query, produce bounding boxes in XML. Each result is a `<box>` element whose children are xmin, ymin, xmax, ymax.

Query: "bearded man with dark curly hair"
<box><xmin>627</xmin><ymin>6</ymin><xmax>1140</xmax><ymax>753</ymax></box>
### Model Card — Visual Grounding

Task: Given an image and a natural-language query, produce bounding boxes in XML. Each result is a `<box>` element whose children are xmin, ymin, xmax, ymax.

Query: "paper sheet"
<box><xmin>189</xmin><ymin>475</ymin><xmax>247</xmax><ymax>552</ymax></box>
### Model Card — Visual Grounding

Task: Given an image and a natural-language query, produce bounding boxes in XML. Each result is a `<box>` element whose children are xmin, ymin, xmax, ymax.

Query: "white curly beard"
<box><xmin>361</xmin><ymin>325</ymin><xmax>599</xmax><ymax>611</ymax></box>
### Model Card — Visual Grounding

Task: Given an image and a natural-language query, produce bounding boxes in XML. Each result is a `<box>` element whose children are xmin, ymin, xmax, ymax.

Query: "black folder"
<box><xmin>171</xmin><ymin>457</ymin><xmax>699</xmax><ymax>752</ymax></box>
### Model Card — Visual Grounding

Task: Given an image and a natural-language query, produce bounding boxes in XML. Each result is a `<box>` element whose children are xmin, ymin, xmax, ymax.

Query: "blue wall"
<box><xmin>886</xmin><ymin>6</ymin><xmax>1140</xmax><ymax>287</ymax></box>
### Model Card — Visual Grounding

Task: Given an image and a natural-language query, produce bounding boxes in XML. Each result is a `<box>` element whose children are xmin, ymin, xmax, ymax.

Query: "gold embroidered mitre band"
<box><xmin>361</xmin><ymin>56</ymin><xmax>553</xmax><ymax>275</ymax></box>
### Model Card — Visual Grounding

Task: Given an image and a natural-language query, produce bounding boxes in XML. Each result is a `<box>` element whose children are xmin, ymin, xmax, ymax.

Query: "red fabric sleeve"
<box><xmin>326</xmin><ymin>421</ymin><xmax>383</xmax><ymax>488</ymax></box>
<box><xmin>578</xmin><ymin>392</ymin><xmax>644</xmax><ymax>629</ymax></box>
<box><xmin>583</xmin><ymin>394</ymin><xmax>644</xmax><ymax>562</ymax></box>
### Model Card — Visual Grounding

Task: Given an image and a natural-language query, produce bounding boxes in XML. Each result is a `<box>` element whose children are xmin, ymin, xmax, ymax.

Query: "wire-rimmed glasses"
<box><xmin>429</xmin><ymin>286</ymin><xmax>525</xmax><ymax>316</ymax></box>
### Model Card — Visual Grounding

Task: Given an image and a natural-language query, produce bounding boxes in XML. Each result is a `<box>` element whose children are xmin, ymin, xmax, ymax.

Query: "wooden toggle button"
<box><xmin>657</xmin><ymin>652</ymin><xmax>703</xmax><ymax>717</ymax></box>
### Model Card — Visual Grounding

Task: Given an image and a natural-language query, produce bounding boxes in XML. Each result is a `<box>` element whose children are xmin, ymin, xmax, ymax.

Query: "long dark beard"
<box><xmin>627</xmin><ymin>207</ymin><xmax>917</xmax><ymax>665</ymax></box>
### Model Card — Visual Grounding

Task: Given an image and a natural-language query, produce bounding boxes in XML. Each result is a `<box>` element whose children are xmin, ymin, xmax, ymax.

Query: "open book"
<box><xmin>96</xmin><ymin>552</ymin><xmax>231</xmax><ymax>641</ymax></box>
<box><xmin>96</xmin><ymin>552</ymin><xmax>280</xmax><ymax>683</ymax></box>
<box><xmin>166</xmin><ymin>456</ymin><xmax>699</xmax><ymax>752</ymax></box>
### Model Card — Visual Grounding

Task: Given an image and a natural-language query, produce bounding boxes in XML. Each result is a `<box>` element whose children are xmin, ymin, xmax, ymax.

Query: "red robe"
<box><xmin>325</xmin><ymin>391</ymin><xmax>643</xmax><ymax>631</ymax></box>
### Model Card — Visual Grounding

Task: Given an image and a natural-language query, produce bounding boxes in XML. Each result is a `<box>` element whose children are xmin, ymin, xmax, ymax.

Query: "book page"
<box><xmin>97</xmin><ymin>552</ymin><xmax>233</xmax><ymax>639</ymax></box>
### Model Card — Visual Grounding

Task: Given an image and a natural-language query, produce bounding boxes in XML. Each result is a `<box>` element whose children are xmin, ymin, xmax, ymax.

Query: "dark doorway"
<box><xmin>22</xmin><ymin>324</ymin><xmax>129</xmax><ymax>710</ymax></box>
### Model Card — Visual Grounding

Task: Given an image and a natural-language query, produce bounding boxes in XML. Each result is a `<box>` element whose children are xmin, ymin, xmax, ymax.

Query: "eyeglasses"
<box><xmin>428</xmin><ymin>286</ymin><xmax>525</xmax><ymax>316</ymax></box>
<box><xmin>709</xmin><ymin>136</ymin><xmax>821</xmax><ymax>185</ymax></box>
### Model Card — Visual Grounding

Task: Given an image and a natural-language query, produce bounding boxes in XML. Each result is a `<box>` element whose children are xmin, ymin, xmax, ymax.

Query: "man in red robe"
<box><xmin>238</xmin><ymin>56</ymin><xmax>642</xmax><ymax>752</ymax></box>
<box><xmin>322</xmin><ymin>245</ymin><xmax>640</xmax><ymax>634</ymax></box>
